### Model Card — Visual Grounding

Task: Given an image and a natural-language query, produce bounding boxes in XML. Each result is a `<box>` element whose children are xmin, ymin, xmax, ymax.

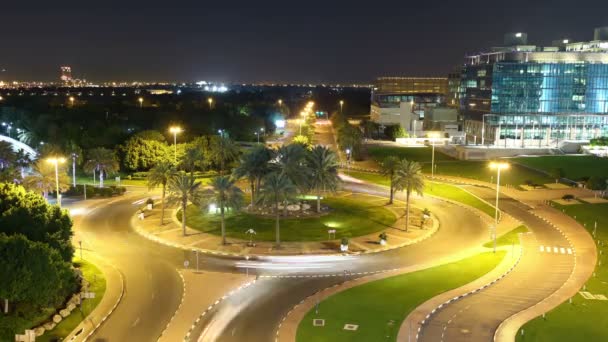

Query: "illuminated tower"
<box><xmin>60</xmin><ymin>66</ymin><xmax>72</xmax><ymax>83</ymax></box>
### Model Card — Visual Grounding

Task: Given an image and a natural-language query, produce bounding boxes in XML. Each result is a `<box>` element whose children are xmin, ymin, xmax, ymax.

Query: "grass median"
<box><xmin>38</xmin><ymin>259</ymin><xmax>106</xmax><ymax>342</ymax></box>
<box><xmin>296</xmin><ymin>251</ymin><xmax>506</xmax><ymax>342</ymax></box>
<box><xmin>181</xmin><ymin>194</ymin><xmax>397</xmax><ymax>242</ymax></box>
<box><xmin>517</xmin><ymin>203</ymin><xmax>608</xmax><ymax>342</ymax></box>
<box><xmin>346</xmin><ymin>171</ymin><xmax>496</xmax><ymax>218</ymax></box>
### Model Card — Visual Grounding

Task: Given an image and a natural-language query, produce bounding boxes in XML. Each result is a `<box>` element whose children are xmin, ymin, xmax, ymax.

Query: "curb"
<box><xmin>416</xmin><ymin>234</ymin><xmax>526</xmax><ymax>341</ymax></box>
<box><xmin>157</xmin><ymin>270</ymin><xmax>186</xmax><ymax>341</ymax></box>
<box><xmin>183</xmin><ymin>279</ymin><xmax>258</xmax><ymax>342</ymax></box>
<box><xmin>82</xmin><ymin>263</ymin><xmax>126</xmax><ymax>342</ymax></box>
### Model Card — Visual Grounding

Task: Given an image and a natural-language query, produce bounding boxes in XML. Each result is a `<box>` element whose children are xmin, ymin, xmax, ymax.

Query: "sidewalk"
<box><xmin>158</xmin><ymin>270</ymin><xmax>253</xmax><ymax>342</ymax></box>
<box><xmin>132</xmin><ymin>192</ymin><xmax>439</xmax><ymax>257</ymax></box>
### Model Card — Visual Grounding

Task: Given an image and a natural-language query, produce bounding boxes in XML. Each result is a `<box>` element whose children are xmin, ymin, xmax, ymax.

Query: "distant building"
<box><xmin>459</xmin><ymin>27</ymin><xmax>608</xmax><ymax>147</ymax></box>
<box><xmin>60</xmin><ymin>66</ymin><xmax>72</xmax><ymax>83</ymax></box>
<box><xmin>370</xmin><ymin>77</ymin><xmax>455</xmax><ymax>135</ymax></box>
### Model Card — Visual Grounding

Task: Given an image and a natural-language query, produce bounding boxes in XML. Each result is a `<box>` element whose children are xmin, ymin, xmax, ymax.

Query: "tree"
<box><xmin>0</xmin><ymin>141</ymin><xmax>15</xmax><ymax>170</ymax></box>
<box><xmin>586</xmin><ymin>176</ymin><xmax>607</xmax><ymax>196</ymax></box>
<box><xmin>134</xmin><ymin>130</ymin><xmax>167</xmax><ymax>142</ymax></box>
<box><xmin>292</xmin><ymin>135</ymin><xmax>311</xmax><ymax>148</ymax></box>
<box><xmin>257</xmin><ymin>173</ymin><xmax>297</xmax><ymax>247</ymax></box>
<box><xmin>208</xmin><ymin>136</ymin><xmax>239</xmax><ymax>174</ymax></box>
<box><xmin>23</xmin><ymin>160</ymin><xmax>70</xmax><ymax>199</ymax></box>
<box><xmin>337</xmin><ymin>124</ymin><xmax>363</xmax><ymax>160</ymax></box>
<box><xmin>271</xmin><ymin>144</ymin><xmax>309</xmax><ymax>190</ymax></box>
<box><xmin>0</xmin><ymin>183</ymin><xmax>74</xmax><ymax>262</ymax></box>
<box><xmin>14</xmin><ymin>149</ymin><xmax>33</xmax><ymax>180</ymax></box>
<box><xmin>233</xmin><ymin>145</ymin><xmax>273</xmax><ymax>207</ymax></box>
<box><xmin>84</xmin><ymin>148</ymin><xmax>119</xmax><ymax>188</ymax></box>
<box><xmin>204</xmin><ymin>176</ymin><xmax>244</xmax><ymax>245</ymax></box>
<box><xmin>394</xmin><ymin>160</ymin><xmax>425</xmax><ymax>231</ymax></box>
<box><xmin>550</xmin><ymin>167</ymin><xmax>565</xmax><ymax>183</ymax></box>
<box><xmin>0</xmin><ymin>234</ymin><xmax>76</xmax><ymax>314</ymax></box>
<box><xmin>167</xmin><ymin>172</ymin><xmax>202</xmax><ymax>236</ymax></box>
<box><xmin>119</xmin><ymin>136</ymin><xmax>169</xmax><ymax>171</ymax></box>
<box><xmin>306</xmin><ymin>146</ymin><xmax>340</xmax><ymax>212</ymax></box>
<box><xmin>380</xmin><ymin>156</ymin><xmax>402</xmax><ymax>204</ymax></box>
<box><xmin>147</xmin><ymin>161</ymin><xmax>177</xmax><ymax>225</ymax></box>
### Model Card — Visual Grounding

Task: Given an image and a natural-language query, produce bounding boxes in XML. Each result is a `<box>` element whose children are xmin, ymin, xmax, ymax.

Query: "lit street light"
<box><xmin>255</xmin><ymin>131</ymin><xmax>260</xmax><ymax>144</ymax></box>
<box><xmin>489</xmin><ymin>161</ymin><xmax>509</xmax><ymax>253</ymax></box>
<box><xmin>208</xmin><ymin>97</ymin><xmax>214</xmax><ymax>109</ymax></box>
<box><xmin>339</xmin><ymin>100</ymin><xmax>344</xmax><ymax>114</ymax></box>
<box><xmin>297</xmin><ymin>119</ymin><xmax>304</xmax><ymax>135</ymax></box>
<box><xmin>169</xmin><ymin>126</ymin><xmax>182</xmax><ymax>164</ymax></box>
<box><xmin>69</xmin><ymin>96</ymin><xmax>75</xmax><ymax>107</ymax></box>
<box><xmin>47</xmin><ymin>157</ymin><xmax>66</xmax><ymax>207</ymax></box>
<box><xmin>138</xmin><ymin>97</ymin><xmax>144</xmax><ymax>108</ymax></box>
<box><xmin>428</xmin><ymin>132</ymin><xmax>441</xmax><ymax>179</ymax></box>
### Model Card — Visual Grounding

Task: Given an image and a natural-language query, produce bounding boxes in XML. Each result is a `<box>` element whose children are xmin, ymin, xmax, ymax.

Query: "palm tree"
<box><xmin>23</xmin><ymin>160</ymin><xmax>70</xmax><ymax>200</ymax></box>
<box><xmin>306</xmin><ymin>145</ymin><xmax>340</xmax><ymax>212</ymax></box>
<box><xmin>147</xmin><ymin>161</ymin><xmax>177</xmax><ymax>225</ymax></box>
<box><xmin>233</xmin><ymin>145</ymin><xmax>273</xmax><ymax>207</ymax></box>
<box><xmin>0</xmin><ymin>141</ymin><xmax>15</xmax><ymax>170</ymax></box>
<box><xmin>209</xmin><ymin>136</ymin><xmax>239</xmax><ymax>175</ymax></box>
<box><xmin>380</xmin><ymin>156</ymin><xmax>401</xmax><ymax>204</ymax></box>
<box><xmin>181</xmin><ymin>143</ymin><xmax>205</xmax><ymax>175</ymax></box>
<box><xmin>394</xmin><ymin>160</ymin><xmax>425</xmax><ymax>232</ymax></box>
<box><xmin>271</xmin><ymin>144</ymin><xmax>309</xmax><ymax>214</ymax></box>
<box><xmin>257</xmin><ymin>173</ymin><xmax>297</xmax><ymax>247</ymax></box>
<box><xmin>83</xmin><ymin>148</ymin><xmax>119</xmax><ymax>188</ymax></box>
<box><xmin>167</xmin><ymin>172</ymin><xmax>202</xmax><ymax>236</ymax></box>
<box><xmin>204</xmin><ymin>176</ymin><xmax>244</xmax><ymax>245</ymax></box>
<box><xmin>15</xmin><ymin>149</ymin><xmax>33</xmax><ymax>179</ymax></box>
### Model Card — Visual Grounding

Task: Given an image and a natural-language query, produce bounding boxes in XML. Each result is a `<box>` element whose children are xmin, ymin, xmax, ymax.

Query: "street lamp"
<box><xmin>69</xmin><ymin>96</ymin><xmax>75</xmax><ymax>107</ymax></box>
<box><xmin>138</xmin><ymin>97</ymin><xmax>144</xmax><ymax>108</ymax></box>
<box><xmin>208</xmin><ymin>97</ymin><xmax>214</xmax><ymax>109</ymax></box>
<box><xmin>47</xmin><ymin>157</ymin><xmax>66</xmax><ymax>207</ymax></box>
<box><xmin>169</xmin><ymin>126</ymin><xmax>182</xmax><ymax>163</ymax></box>
<box><xmin>489</xmin><ymin>162</ymin><xmax>509</xmax><ymax>254</ymax></box>
<box><xmin>428</xmin><ymin>132</ymin><xmax>441</xmax><ymax>179</ymax></box>
<box><xmin>255</xmin><ymin>131</ymin><xmax>260</xmax><ymax>144</ymax></box>
<box><xmin>277</xmin><ymin>99</ymin><xmax>282</xmax><ymax>106</ymax></box>
<box><xmin>339</xmin><ymin>100</ymin><xmax>344</xmax><ymax>114</ymax></box>
<box><xmin>297</xmin><ymin>119</ymin><xmax>303</xmax><ymax>135</ymax></box>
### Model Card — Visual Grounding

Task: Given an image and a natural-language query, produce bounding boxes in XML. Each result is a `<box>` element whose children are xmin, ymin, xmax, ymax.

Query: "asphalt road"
<box><xmin>418</xmin><ymin>185</ymin><xmax>575</xmax><ymax>342</ymax></box>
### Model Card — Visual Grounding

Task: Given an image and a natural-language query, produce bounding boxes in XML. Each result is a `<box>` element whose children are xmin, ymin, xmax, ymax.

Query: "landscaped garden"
<box><xmin>517</xmin><ymin>203</ymin><xmax>608</xmax><ymax>341</ymax></box>
<box><xmin>365</xmin><ymin>145</ymin><xmax>552</xmax><ymax>186</ymax></box>
<box><xmin>346</xmin><ymin>170</ymin><xmax>496</xmax><ymax>218</ymax></box>
<box><xmin>37</xmin><ymin>260</ymin><xmax>106</xmax><ymax>342</ymax></box>
<box><xmin>180</xmin><ymin>194</ymin><xmax>398</xmax><ymax>242</ymax></box>
<box><xmin>513</xmin><ymin>155</ymin><xmax>608</xmax><ymax>181</ymax></box>
<box><xmin>296</xmin><ymin>251</ymin><xmax>506</xmax><ymax>342</ymax></box>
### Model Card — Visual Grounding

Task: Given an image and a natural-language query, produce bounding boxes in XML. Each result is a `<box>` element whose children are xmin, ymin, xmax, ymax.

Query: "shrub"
<box><xmin>562</xmin><ymin>194</ymin><xmax>575</xmax><ymax>201</ymax></box>
<box><xmin>341</xmin><ymin>237</ymin><xmax>349</xmax><ymax>245</ymax></box>
<box><xmin>379</xmin><ymin>232</ymin><xmax>388</xmax><ymax>241</ymax></box>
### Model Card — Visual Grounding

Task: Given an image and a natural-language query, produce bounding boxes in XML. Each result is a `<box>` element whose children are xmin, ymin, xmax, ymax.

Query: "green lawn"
<box><xmin>346</xmin><ymin>171</ymin><xmax>496</xmax><ymax>218</ymax></box>
<box><xmin>38</xmin><ymin>259</ymin><xmax>106</xmax><ymax>342</ymax></box>
<box><xmin>367</xmin><ymin>145</ymin><xmax>454</xmax><ymax>163</ymax></box>
<box><xmin>181</xmin><ymin>195</ymin><xmax>397</xmax><ymax>241</ymax></box>
<box><xmin>483</xmin><ymin>225</ymin><xmax>528</xmax><ymax>248</ymax></box>
<box><xmin>365</xmin><ymin>146</ymin><xmax>551</xmax><ymax>186</ymax></box>
<box><xmin>296</xmin><ymin>251</ymin><xmax>506</xmax><ymax>342</ymax></box>
<box><xmin>517</xmin><ymin>203</ymin><xmax>608</xmax><ymax>342</ymax></box>
<box><xmin>513</xmin><ymin>155</ymin><xmax>608</xmax><ymax>181</ymax></box>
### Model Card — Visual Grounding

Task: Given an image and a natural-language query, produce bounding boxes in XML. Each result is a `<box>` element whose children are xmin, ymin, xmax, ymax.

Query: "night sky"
<box><xmin>1</xmin><ymin>0</ymin><xmax>607</xmax><ymax>83</ymax></box>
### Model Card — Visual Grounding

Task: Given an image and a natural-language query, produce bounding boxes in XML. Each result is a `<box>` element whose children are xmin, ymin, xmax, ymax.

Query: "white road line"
<box><xmin>132</xmin><ymin>317</ymin><xmax>140</xmax><ymax>327</ymax></box>
<box><xmin>567</xmin><ymin>248</ymin><xmax>573</xmax><ymax>254</ymax></box>
<box><xmin>539</xmin><ymin>245</ymin><xmax>545</xmax><ymax>252</ymax></box>
<box><xmin>553</xmin><ymin>247</ymin><xmax>559</xmax><ymax>253</ymax></box>
<box><xmin>560</xmin><ymin>247</ymin><xmax>566</xmax><ymax>254</ymax></box>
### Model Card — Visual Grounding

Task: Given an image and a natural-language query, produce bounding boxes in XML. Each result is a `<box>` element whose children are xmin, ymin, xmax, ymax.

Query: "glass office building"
<box><xmin>460</xmin><ymin>29</ymin><xmax>608</xmax><ymax>146</ymax></box>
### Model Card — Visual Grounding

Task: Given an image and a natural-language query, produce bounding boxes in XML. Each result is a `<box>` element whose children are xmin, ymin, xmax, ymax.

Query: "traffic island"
<box><xmin>132</xmin><ymin>192</ymin><xmax>439</xmax><ymax>257</ymax></box>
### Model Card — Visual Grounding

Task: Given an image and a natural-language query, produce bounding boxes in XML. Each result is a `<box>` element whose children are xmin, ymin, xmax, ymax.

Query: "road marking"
<box><xmin>560</xmin><ymin>247</ymin><xmax>566</xmax><ymax>254</ymax></box>
<box><xmin>132</xmin><ymin>317</ymin><xmax>140</xmax><ymax>327</ymax></box>
<box><xmin>553</xmin><ymin>247</ymin><xmax>559</xmax><ymax>253</ymax></box>
<box><xmin>539</xmin><ymin>246</ymin><xmax>544</xmax><ymax>252</ymax></box>
<box><xmin>567</xmin><ymin>248</ymin><xmax>573</xmax><ymax>254</ymax></box>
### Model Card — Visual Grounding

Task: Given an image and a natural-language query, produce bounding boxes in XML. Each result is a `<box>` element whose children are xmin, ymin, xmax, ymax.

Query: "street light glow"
<box><xmin>47</xmin><ymin>157</ymin><xmax>66</xmax><ymax>164</ymax></box>
<box><xmin>489</xmin><ymin>161</ymin><xmax>510</xmax><ymax>170</ymax></box>
<box><xmin>169</xmin><ymin>126</ymin><xmax>182</xmax><ymax>134</ymax></box>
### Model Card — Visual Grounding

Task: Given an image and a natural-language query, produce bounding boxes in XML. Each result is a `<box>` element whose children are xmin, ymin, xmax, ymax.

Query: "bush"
<box><xmin>379</xmin><ymin>232</ymin><xmax>388</xmax><ymax>241</ymax></box>
<box><xmin>341</xmin><ymin>237</ymin><xmax>349</xmax><ymax>245</ymax></box>
<box><xmin>65</xmin><ymin>185</ymin><xmax>127</xmax><ymax>198</ymax></box>
<box><xmin>562</xmin><ymin>194</ymin><xmax>575</xmax><ymax>201</ymax></box>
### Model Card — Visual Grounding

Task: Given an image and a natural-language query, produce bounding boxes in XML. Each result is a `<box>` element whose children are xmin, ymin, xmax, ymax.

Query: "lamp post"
<box><xmin>255</xmin><ymin>131</ymin><xmax>260</xmax><ymax>144</ymax></box>
<box><xmin>339</xmin><ymin>100</ymin><xmax>344</xmax><ymax>114</ymax></box>
<box><xmin>428</xmin><ymin>132</ymin><xmax>441</xmax><ymax>179</ymax></box>
<box><xmin>169</xmin><ymin>126</ymin><xmax>182</xmax><ymax>164</ymax></box>
<box><xmin>47</xmin><ymin>157</ymin><xmax>66</xmax><ymax>207</ymax></box>
<box><xmin>489</xmin><ymin>162</ymin><xmax>509</xmax><ymax>254</ymax></box>
<box><xmin>138</xmin><ymin>97</ymin><xmax>143</xmax><ymax>108</ymax></box>
<box><xmin>69</xmin><ymin>96</ymin><xmax>75</xmax><ymax>107</ymax></box>
<box><xmin>71</xmin><ymin>153</ymin><xmax>78</xmax><ymax>187</ymax></box>
<box><xmin>208</xmin><ymin>97</ymin><xmax>214</xmax><ymax>109</ymax></box>
<box><xmin>297</xmin><ymin>119</ymin><xmax>303</xmax><ymax>135</ymax></box>
<box><xmin>345</xmin><ymin>148</ymin><xmax>351</xmax><ymax>173</ymax></box>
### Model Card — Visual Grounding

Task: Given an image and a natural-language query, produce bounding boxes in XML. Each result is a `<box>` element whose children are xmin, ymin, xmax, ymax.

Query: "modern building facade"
<box><xmin>460</xmin><ymin>28</ymin><xmax>608</xmax><ymax>147</ymax></box>
<box><xmin>370</xmin><ymin>77</ymin><xmax>456</xmax><ymax>134</ymax></box>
